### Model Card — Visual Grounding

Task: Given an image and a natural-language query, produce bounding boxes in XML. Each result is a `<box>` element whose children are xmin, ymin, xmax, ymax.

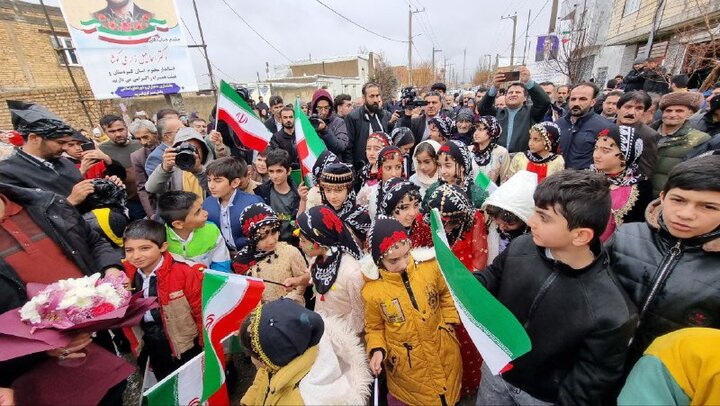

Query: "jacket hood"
<box><xmin>645</xmin><ymin>199</ymin><xmax>720</xmax><ymax>252</ymax></box>
<box><xmin>412</xmin><ymin>140</ymin><xmax>441</xmax><ymax>186</ymax></box>
<box><xmin>173</xmin><ymin>127</ymin><xmax>212</xmax><ymax>165</ymax></box>
<box><xmin>482</xmin><ymin>170</ymin><xmax>538</xmax><ymax>223</ymax></box>
<box><xmin>311</xmin><ymin>89</ymin><xmax>334</xmax><ymax>114</ymax></box>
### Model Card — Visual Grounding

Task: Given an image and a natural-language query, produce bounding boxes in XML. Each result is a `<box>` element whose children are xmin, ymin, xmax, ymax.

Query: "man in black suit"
<box><xmin>263</xmin><ymin>95</ymin><xmax>284</xmax><ymax>134</ymax></box>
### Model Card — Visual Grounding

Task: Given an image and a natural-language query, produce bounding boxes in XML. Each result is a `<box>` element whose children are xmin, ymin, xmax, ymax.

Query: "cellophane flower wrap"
<box><xmin>19</xmin><ymin>273</ymin><xmax>131</xmax><ymax>332</ymax></box>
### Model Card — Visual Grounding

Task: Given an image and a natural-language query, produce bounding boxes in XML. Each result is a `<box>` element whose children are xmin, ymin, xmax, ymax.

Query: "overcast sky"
<box><xmin>31</xmin><ymin>0</ymin><xmax>554</xmax><ymax>88</ymax></box>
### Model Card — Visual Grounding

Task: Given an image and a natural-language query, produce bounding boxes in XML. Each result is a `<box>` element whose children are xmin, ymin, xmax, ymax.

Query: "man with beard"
<box><xmin>556</xmin><ymin>82</ymin><xmax>618</xmax><ymax>169</ymax></box>
<box><xmin>410</xmin><ymin>91</ymin><xmax>443</xmax><ymax>144</ymax></box>
<box><xmin>345</xmin><ymin>82</ymin><xmax>396</xmax><ymax>170</ymax></box>
<box><xmin>98</xmin><ymin>114</ymin><xmax>143</xmax><ymax>218</ymax></box>
<box><xmin>541</xmin><ymin>81</ymin><xmax>565</xmax><ymax>121</ymax></box>
<box><xmin>616</xmin><ymin>91</ymin><xmax>660</xmax><ymax>178</ymax></box>
<box><xmin>309</xmin><ymin>89</ymin><xmax>349</xmax><ymax>162</ymax></box>
<box><xmin>0</xmin><ymin>101</ymin><xmax>100</xmax><ymax>208</ymax></box>
<box><xmin>479</xmin><ymin>65</ymin><xmax>551</xmax><ymax>153</ymax></box>
<box><xmin>269</xmin><ymin>107</ymin><xmax>300</xmax><ymax>169</ymax></box>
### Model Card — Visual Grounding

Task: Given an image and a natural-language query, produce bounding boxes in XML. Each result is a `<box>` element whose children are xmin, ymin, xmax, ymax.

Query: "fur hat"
<box><xmin>659</xmin><ymin>92</ymin><xmax>704</xmax><ymax>112</ymax></box>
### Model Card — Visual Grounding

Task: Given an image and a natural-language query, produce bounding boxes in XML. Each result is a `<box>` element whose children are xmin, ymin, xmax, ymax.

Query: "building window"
<box><xmin>50</xmin><ymin>36</ymin><xmax>80</xmax><ymax>66</ymax></box>
<box><xmin>623</xmin><ymin>0</ymin><xmax>641</xmax><ymax>15</ymax></box>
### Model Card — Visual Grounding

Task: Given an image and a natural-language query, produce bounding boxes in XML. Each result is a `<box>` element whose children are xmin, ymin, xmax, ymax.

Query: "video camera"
<box><xmin>174</xmin><ymin>142</ymin><xmax>198</xmax><ymax>171</ymax></box>
<box><xmin>400</xmin><ymin>87</ymin><xmax>428</xmax><ymax>109</ymax></box>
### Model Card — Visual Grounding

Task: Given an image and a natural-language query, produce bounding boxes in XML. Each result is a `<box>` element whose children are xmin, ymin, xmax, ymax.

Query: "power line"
<box><xmin>180</xmin><ymin>17</ymin><xmax>239</xmax><ymax>83</ymax></box>
<box><xmin>218</xmin><ymin>0</ymin><xmax>293</xmax><ymax>62</ymax></box>
<box><xmin>314</xmin><ymin>0</ymin><xmax>407</xmax><ymax>43</ymax></box>
<box><xmin>501</xmin><ymin>0</ymin><xmax>551</xmax><ymax>61</ymax></box>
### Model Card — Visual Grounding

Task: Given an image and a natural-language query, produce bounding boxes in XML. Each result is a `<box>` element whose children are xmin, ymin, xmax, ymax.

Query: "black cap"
<box><xmin>7</xmin><ymin>100</ymin><xmax>74</xmax><ymax>139</ymax></box>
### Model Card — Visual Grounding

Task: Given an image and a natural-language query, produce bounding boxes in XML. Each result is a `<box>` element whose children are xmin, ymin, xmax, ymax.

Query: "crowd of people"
<box><xmin>1</xmin><ymin>62</ymin><xmax>719</xmax><ymax>405</ymax></box>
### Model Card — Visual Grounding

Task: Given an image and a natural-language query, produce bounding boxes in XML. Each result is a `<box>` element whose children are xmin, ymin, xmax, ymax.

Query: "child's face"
<box><xmin>366</xmin><ymin>139</ymin><xmax>384</xmax><ymax>165</ymax></box>
<box><xmin>176</xmin><ymin>198</ymin><xmax>208</xmax><ymax>231</ymax></box>
<box><xmin>322</xmin><ymin>183</ymin><xmax>349</xmax><ymax>210</ymax></box>
<box><xmin>392</xmin><ymin>195</ymin><xmax>420</xmax><ymax>228</ymax></box>
<box><xmin>438</xmin><ymin>153</ymin><xmax>459</xmax><ymax>184</ymax></box>
<box><xmin>474</xmin><ymin>125</ymin><xmax>490</xmax><ymax>145</ymax></box>
<box><xmin>415</xmin><ymin>150</ymin><xmax>437</xmax><ymax>178</ymax></box>
<box><xmin>528</xmin><ymin>130</ymin><xmax>546</xmax><ymax>154</ymax></box>
<box><xmin>381</xmin><ymin>239</ymin><xmax>411</xmax><ymax>273</ymax></box>
<box><xmin>527</xmin><ymin>204</ymin><xmax>575</xmax><ymax>249</ymax></box>
<box><xmin>207</xmin><ymin>175</ymin><xmax>239</xmax><ymax>199</ymax></box>
<box><xmin>124</xmin><ymin>239</ymin><xmax>167</xmax><ymax>271</ymax></box>
<box><xmin>267</xmin><ymin>164</ymin><xmax>289</xmax><ymax>186</ymax></box>
<box><xmin>255</xmin><ymin>224</ymin><xmax>279</xmax><ymax>252</ymax></box>
<box><xmin>381</xmin><ymin>155</ymin><xmax>403</xmax><ymax>181</ymax></box>
<box><xmin>429</xmin><ymin>123</ymin><xmax>446</xmax><ymax>144</ymax></box>
<box><xmin>660</xmin><ymin>188</ymin><xmax>720</xmax><ymax>239</ymax></box>
<box><xmin>298</xmin><ymin>233</ymin><xmax>324</xmax><ymax>257</ymax></box>
<box><xmin>592</xmin><ymin>136</ymin><xmax>624</xmax><ymax>174</ymax></box>
<box><xmin>255</xmin><ymin>156</ymin><xmax>268</xmax><ymax>174</ymax></box>
<box><xmin>398</xmin><ymin>143</ymin><xmax>414</xmax><ymax>156</ymax></box>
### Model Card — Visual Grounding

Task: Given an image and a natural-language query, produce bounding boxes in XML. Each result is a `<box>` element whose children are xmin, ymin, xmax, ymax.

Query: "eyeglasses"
<box><xmin>316</xmin><ymin>106</ymin><xmax>331</xmax><ymax>111</ymax></box>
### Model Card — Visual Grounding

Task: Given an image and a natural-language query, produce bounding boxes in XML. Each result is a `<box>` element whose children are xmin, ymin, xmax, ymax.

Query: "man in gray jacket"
<box><xmin>479</xmin><ymin>65</ymin><xmax>551</xmax><ymax>153</ymax></box>
<box><xmin>145</xmin><ymin>127</ymin><xmax>211</xmax><ymax>199</ymax></box>
<box><xmin>309</xmin><ymin>89</ymin><xmax>349</xmax><ymax>161</ymax></box>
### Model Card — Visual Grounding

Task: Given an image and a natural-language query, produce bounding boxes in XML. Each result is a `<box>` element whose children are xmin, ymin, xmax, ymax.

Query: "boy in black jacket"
<box><xmin>473</xmin><ymin>170</ymin><xmax>638</xmax><ymax>405</ymax></box>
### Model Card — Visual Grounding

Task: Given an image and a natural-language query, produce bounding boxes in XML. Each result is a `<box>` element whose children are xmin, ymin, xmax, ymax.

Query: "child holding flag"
<box><xmin>232</xmin><ymin>203</ymin><xmax>307</xmax><ymax>305</ymax></box>
<box><xmin>363</xmin><ymin>217</ymin><xmax>462</xmax><ymax>405</ymax></box>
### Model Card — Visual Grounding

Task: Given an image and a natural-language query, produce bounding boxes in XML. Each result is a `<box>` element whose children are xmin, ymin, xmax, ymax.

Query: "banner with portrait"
<box><xmin>535</xmin><ymin>35</ymin><xmax>559</xmax><ymax>62</ymax></box>
<box><xmin>58</xmin><ymin>0</ymin><xmax>199</xmax><ymax>99</ymax></box>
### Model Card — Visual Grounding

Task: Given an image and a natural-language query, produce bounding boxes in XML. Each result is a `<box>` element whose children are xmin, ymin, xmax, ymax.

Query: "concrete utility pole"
<box><xmin>407</xmin><ymin>5</ymin><xmax>425</xmax><ymax>86</ymax></box>
<box><xmin>549</xmin><ymin>0</ymin><xmax>559</xmax><ymax>33</ymax></box>
<box><xmin>522</xmin><ymin>9</ymin><xmax>532</xmax><ymax>65</ymax></box>
<box><xmin>432</xmin><ymin>47</ymin><xmax>442</xmax><ymax>82</ymax></box>
<box><xmin>495</xmin><ymin>54</ymin><xmax>500</xmax><ymax>71</ymax></box>
<box><xmin>443</xmin><ymin>58</ymin><xmax>448</xmax><ymax>83</ymax></box>
<box><xmin>501</xmin><ymin>13</ymin><xmax>518</xmax><ymax>66</ymax></box>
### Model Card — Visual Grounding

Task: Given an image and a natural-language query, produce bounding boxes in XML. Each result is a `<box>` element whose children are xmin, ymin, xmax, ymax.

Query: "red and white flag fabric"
<box><xmin>216</xmin><ymin>80</ymin><xmax>273</xmax><ymax>152</ymax></box>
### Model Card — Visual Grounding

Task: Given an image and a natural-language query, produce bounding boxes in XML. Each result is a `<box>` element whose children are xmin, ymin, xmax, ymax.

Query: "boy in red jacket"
<box><xmin>123</xmin><ymin>219</ymin><xmax>204</xmax><ymax>380</ymax></box>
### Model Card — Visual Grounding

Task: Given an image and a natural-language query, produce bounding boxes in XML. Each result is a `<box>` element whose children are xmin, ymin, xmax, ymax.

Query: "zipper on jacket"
<box><xmin>638</xmin><ymin>240</ymin><xmax>683</xmax><ymax>323</ymax></box>
<box><xmin>401</xmin><ymin>272</ymin><xmax>419</xmax><ymax>311</ymax></box>
<box><xmin>403</xmin><ymin>343</ymin><xmax>413</xmax><ymax>368</ymax></box>
<box><xmin>523</xmin><ymin>271</ymin><xmax>559</xmax><ymax>328</ymax></box>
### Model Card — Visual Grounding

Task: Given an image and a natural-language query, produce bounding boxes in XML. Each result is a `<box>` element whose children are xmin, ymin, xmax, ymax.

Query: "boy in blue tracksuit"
<box><xmin>202</xmin><ymin>157</ymin><xmax>263</xmax><ymax>255</ymax></box>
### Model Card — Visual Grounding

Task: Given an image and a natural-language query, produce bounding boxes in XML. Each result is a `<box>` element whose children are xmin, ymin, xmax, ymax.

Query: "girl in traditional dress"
<box><xmin>505</xmin><ymin>122</ymin><xmax>565</xmax><ymax>183</ymax></box>
<box><xmin>470</xmin><ymin>115</ymin><xmax>510</xmax><ymax>184</ymax></box>
<box><xmin>592</xmin><ymin>125</ymin><xmax>653</xmax><ymax>242</ymax></box>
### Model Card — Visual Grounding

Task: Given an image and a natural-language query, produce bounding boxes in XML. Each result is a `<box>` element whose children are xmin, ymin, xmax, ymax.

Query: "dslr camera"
<box><xmin>174</xmin><ymin>142</ymin><xmax>198</xmax><ymax>171</ymax></box>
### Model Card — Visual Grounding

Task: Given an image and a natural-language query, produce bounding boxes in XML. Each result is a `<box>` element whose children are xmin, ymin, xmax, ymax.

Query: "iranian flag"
<box><xmin>429</xmin><ymin>209</ymin><xmax>531</xmax><ymax>374</ymax></box>
<box><xmin>217</xmin><ymin>80</ymin><xmax>273</xmax><ymax>152</ymax></box>
<box><xmin>201</xmin><ymin>270</ymin><xmax>264</xmax><ymax>403</ymax></box>
<box><xmin>294</xmin><ymin>100</ymin><xmax>328</xmax><ymax>182</ymax></box>
<box><xmin>143</xmin><ymin>351</ymin><xmax>211</xmax><ymax>406</ymax></box>
<box><xmin>475</xmin><ymin>170</ymin><xmax>499</xmax><ymax>194</ymax></box>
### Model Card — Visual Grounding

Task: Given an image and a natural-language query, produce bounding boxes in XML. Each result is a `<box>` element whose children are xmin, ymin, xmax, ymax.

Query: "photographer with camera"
<box><xmin>0</xmin><ymin>101</ymin><xmax>125</xmax><ymax>212</ymax></box>
<box><xmin>145</xmin><ymin>127</ymin><xmax>212</xmax><ymax>201</ymax></box>
<box><xmin>309</xmin><ymin>89</ymin><xmax>350</xmax><ymax>162</ymax></box>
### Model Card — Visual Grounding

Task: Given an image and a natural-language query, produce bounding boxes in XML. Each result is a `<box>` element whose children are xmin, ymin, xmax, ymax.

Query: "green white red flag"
<box><xmin>429</xmin><ymin>209</ymin><xmax>531</xmax><ymax>374</ymax></box>
<box><xmin>293</xmin><ymin>100</ymin><xmax>328</xmax><ymax>182</ymax></box>
<box><xmin>475</xmin><ymin>170</ymin><xmax>499</xmax><ymax>194</ymax></box>
<box><xmin>143</xmin><ymin>351</ymin><xmax>210</xmax><ymax>406</ymax></box>
<box><xmin>201</xmin><ymin>270</ymin><xmax>264</xmax><ymax>403</ymax></box>
<box><xmin>217</xmin><ymin>80</ymin><xmax>273</xmax><ymax>152</ymax></box>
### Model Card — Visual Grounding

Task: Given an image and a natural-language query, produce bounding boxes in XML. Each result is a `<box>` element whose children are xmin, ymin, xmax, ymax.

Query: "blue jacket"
<box><xmin>202</xmin><ymin>190</ymin><xmax>263</xmax><ymax>250</ymax></box>
<box><xmin>556</xmin><ymin>111</ymin><xmax>615</xmax><ymax>170</ymax></box>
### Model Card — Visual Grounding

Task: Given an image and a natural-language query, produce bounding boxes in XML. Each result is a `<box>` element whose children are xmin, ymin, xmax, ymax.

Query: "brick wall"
<box><xmin>0</xmin><ymin>87</ymin><xmax>219</xmax><ymax>131</ymax></box>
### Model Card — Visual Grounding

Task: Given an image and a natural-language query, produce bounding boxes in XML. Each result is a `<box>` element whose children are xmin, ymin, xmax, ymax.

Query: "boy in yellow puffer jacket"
<box><xmin>363</xmin><ymin>216</ymin><xmax>462</xmax><ymax>405</ymax></box>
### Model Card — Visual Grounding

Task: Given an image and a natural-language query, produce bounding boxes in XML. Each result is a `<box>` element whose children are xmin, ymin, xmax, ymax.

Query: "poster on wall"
<box><xmin>58</xmin><ymin>0</ymin><xmax>199</xmax><ymax>99</ymax></box>
<box><xmin>535</xmin><ymin>35</ymin><xmax>559</xmax><ymax>62</ymax></box>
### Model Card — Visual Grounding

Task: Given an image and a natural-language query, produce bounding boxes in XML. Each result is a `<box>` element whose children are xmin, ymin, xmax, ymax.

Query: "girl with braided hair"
<box><xmin>505</xmin><ymin>121</ymin><xmax>565</xmax><ymax>183</ymax></box>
